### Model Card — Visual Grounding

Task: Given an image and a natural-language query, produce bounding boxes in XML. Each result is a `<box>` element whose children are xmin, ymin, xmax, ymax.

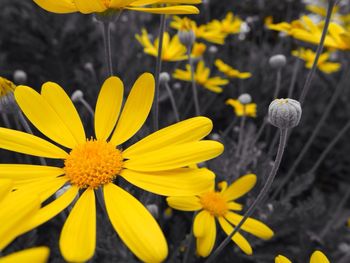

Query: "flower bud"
<box><xmin>238</xmin><ymin>93</ymin><xmax>252</xmax><ymax>105</ymax></box>
<box><xmin>71</xmin><ymin>90</ymin><xmax>84</xmax><ymax>102</ymax></box>
<box><xmin>269</xmin><ymin>54</ymin><xmax>287</xmax><ymax>69</ymax></box>
<box><xmin>13</xmin><ymin>70</ymin><xmax>27</xmax><ymax>84</ymax></box>
<box><xmin>178</xmin><ymin>30</ymin><xmax>196</xmax><ymax>47</ymax></box>
<box><xmin>268</xmin><ymin>98</ymin><xmax>302</xmax><ymax>129</ymax></box>
<box><xmin>146</xmin><ymin>204</ymin><xmax>159</xmax><ymax>219</ymax></box>
<box><xmin>209</xmin><ymin>45</ymin><xmax>218</xmax><ymax>54</ymax></box>
<box><xmin>159</xmin><ymin>72</ymin><xmax>170</xmax><ymax>84</ymax></box>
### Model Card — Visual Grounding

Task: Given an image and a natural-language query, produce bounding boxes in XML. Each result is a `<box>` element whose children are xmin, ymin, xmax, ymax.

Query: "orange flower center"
<box><xmin>64</xmin><ymin>139</ymin><xmax>123</xmax><ymax>189</ymax></box>
<box><xmin>102</xmin><ymin>0</ymin><xmax>111</xmax><ymax>7</ymax></box>
<box><xmin>200</xmin><ymin>192</ymin><xmax>228</xmax><ymax>217</ymax></box>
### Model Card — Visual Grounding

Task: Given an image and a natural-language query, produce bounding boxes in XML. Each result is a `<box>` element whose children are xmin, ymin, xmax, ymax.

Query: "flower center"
<box><xmin>64</xmin><ymin>139</ymin><xmax>123</xmax><ymax>189</ymax></box>
<box><xmin>200</xmin><ymin>192</ymin><xmax>228</xmax><ymax>217</ymax></box>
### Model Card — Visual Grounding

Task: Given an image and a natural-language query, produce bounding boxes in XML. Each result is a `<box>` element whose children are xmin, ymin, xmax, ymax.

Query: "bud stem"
<box><xmin>102</xmin><ymin>20</ymin><xmax>113</xmax><ymax>77</ymax></box>
<box><xmin>187</xmin><ymin>48</ymin><xmax>201</xmax><ymax>116</ymax></box>
<box><xmin>164</xmin><ymin>82</ymin><xmax>180</xmax><ymax>122</ymax></box>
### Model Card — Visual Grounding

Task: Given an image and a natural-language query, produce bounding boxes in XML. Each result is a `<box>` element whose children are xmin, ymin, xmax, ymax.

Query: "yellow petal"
<box><xmin>0</xmin><ymin>165</ymin><xmax>64</xmax><ymax>183</ymax></box>
<box><xmin>74</xmin><ymin>0</ymin><xmax>107</xmax><ymax>13</ymax></box>
<box><xmin>110</xmin><ymin>0</ymin><xmax>136</xmax><ymax>8</ymax></box>
<box><xmin>126</xmin><ymin>5</ymin><xmax>199</xmax><ymax>15</ymax></box>
<box><xmin>60</xmin><ymin>189</ymin><xmax>96</xmax><ymax>262</ymax></box>
<box><xmin>218</xmin><ymin>217</ymin><xmax>252</xmax><ymax>255</ymax></box>
<box><xmin>275</xmin><ymin>255</ymin><xmax>292</xmax><ymax>263</ymax></box>
<box><xmin>0</xmin><ymin>128</ymin><xmax>67</xmax><ymax>159</ymax></box>
<box><xmin>0</xmin><ymin>247</ymin><xmax>50</xmax><ymax>263</ymax></box>
<box><xmin>124</xmin><ymin>141</ymin><xmax>223</xmax><ymax>172</ymax></box>
<box><xmin>123</xmin><ymin>117</ymin><xmax>213</xmax><ymax>158</ymax></box>
<box><xmin>104</xmin><ymin>183</ymin><xmax>167</xmax><ymax>262</ymax></box>
<box><xmin>110</xmin><ymin>73</ymin><xmax>154</xmax><ymax>146</ymax></box>
<box><xmin>227</xmin><ymin>202</ymin><xmax>243</xmax><ymax>211</ymax></box>
<box><xmin>41</xmin><ymin>82</ymin><xmax>86</xmax><ymax>145</ymax></box>
<box><xmin>131</xmin><ymin>0</ymin><xmax>201</xmax><ymax>5</ymax></box>
<box><xmin>14</xmin><ymin>86</ymin><xmax>79</xmax><ymax>149</ymax></box>
<box><xmin>0</xmin><ymin>179</ymin><xmax>13</xmax><ymax>200</ymax></box>
<box><xmin>310</xmin><ymin>251</ymin><xmax>329</xmax><ymax>263</ymax></box>
<box><xmin>33</xmin><ymin>0</ymin><xmax>77</xmax><ymax>13</ymax></box>
<box><xmin>121</xmin><ymin>168</ymin><xmax>214</xmax><ymax>196</ymax></box>
<box><xmin>166</xmin><ymin>196</ymin><xmax>202</xmax><ymax>211</ymax></box>
<box><xmin>95</xmin><ymin>77</ymin><xmax>124</xmax><ymax>141</ymax></box>
<box><xmin>21</xmin><ymin>186</ymin><xmax>79</xmax><ymax>235</ymax></box>
<box><xmin>193</xmin><ymin>210</ymin><xmax>216</xmax><ymax>257</ymax></box>
<box><xmin>222</xmin><ymin>174</ymin><xmax>257</xmax><ymax>201</ymax></box>
<box><xmin>224</xmin><ymin>212</ymin><xmax>274</xmax><ymax>240</ymax></box>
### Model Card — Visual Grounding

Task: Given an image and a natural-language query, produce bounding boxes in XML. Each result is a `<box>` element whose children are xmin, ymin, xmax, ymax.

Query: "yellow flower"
<box><xmin>275</xmin><ymin>250</ymin><xmax>329</xmax><ymax>263</ymax></box>
<box><xmin>0</xmin><ymin>179</ymin><xmax>50</xmax><ymax>263</ymax></box>
<box><xmin>135</xmin><ymin>29</ymin><xmax>206</xmax><ymax>61</ymax></box>
<box><xmin>292</xmin><ymin>48</ymin><xmax>341</xmax><ymax>74</ymax></box>
<box><xmin>0</xmin><ymin>73</ymin><xmax>223</xmax><ymax>263</ymax></box>
<box><xmin>306</xmin><ymin>4</ymin><xmax>339</xmax><ymax>18</ymax></box>
<box><xmin>167</xmin><ymin>175</ymin><xmax>274</xmax><ymax>257</ymax></box>
<box><xmin>0</xmin><ymin>77</ymin><xmax>15</xmax><ymax>98</ymax></box>
<box><xmin>171</xmin><ymin>16</ymin><xmax>227</xmax><ymax>44</ymax></box>
<box><xmin>173</xmin><ymin>60</ymin><xmax>229</xmax><ymax>93</ymax></box>
<box><xmin>215</xmin><ymin>59</ymin><xmax>252</xmax><ymax>79</ymax></box>
<box><xmin>206</xmin><ymin>12</ymin><xmax>242</xmax><ymax>35</ymax></box>
<box><xmin>226</xmin><ymin>99</ymin><xmax>257</xmax><ymax>117</ymax></box>
<box><xmin>33</xmin><ymin>0</ymin><xmax>201</xmax><ymax>15</ymax></box>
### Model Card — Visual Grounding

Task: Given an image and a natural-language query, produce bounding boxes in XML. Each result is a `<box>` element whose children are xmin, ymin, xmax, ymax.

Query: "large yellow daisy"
<box><xmin>0</xmin><ymin>73</ymin><xmax>223</xmax><ymax>262</ymax></box>
<box><xmin>167</xmin><ymin>174</ymin><xmax>274</xmax><ymax>257</ymax></box>
<box><xmin>33</xmin><ymin>0</ymin><xmax>201</xmax><ymax>15</ymax></box>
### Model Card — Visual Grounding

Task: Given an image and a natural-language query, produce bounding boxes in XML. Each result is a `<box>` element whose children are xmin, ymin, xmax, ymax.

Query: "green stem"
<box><xmin>187</xmin><ymin>48</ymin><xmax>200</xmax><ymax>116</ymax></box>
<box><xmin>205</xmin><ymin>128</ymin><xmax>289</xmax><ymax>263</ymax></box>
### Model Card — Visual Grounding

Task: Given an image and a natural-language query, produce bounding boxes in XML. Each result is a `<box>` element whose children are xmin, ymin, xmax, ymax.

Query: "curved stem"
<box><xmin>164</xmin><ymin>82</ymin><xmax>180</xmax><ymax>122</ymax></box>
<box><xmin>299</xmin><ymin>0</ymin><xmax>335</xmax><ymax>105</ymax></box>
<box><xmin>273</xmin><ymin>69</ymin><xmax>282</xmax><ymax>99</ymax></box>
<box><xmin>152</xmin><ymin>14</ymin><xmax>167</xmax><ymax>131</ymax></box>
<box><xmin>235</xmin><ymin>111</ymin><xmax>246</xmax><ymax>157</ymax></box>
<box><xmin>251</xmin><ymin>117</ymin><xmax>268</xmax><ymax>146</ymax></box>
<box><xmin>79</xmin><ymin>97</ymin><xmax>95</xmax><ymax>119</ymax></box>
<box><xmin>187</xmin><ymin>48</ymin><xmax>200</xmax><ymax>116</ymax></box>
<box><xmin>206</xmin><ymin>129</ymin><xmax>289</xmax><ymax>263</ymax></box>
<box><xmin>102</xmin><ymin>20</ymin><xmax>113</xmax><ymax>77</ymax></box>
<box><xmin>288</xmin><ymin>58</ymin><xmax>301</xmax><ymax>98</ymax></box>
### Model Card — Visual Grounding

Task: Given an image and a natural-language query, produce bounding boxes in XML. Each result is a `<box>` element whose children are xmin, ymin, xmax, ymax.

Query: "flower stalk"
<box><xmin>187</xmin><ymin>47</ymin><xmax>201</xmax><ymax>116</ymax></box>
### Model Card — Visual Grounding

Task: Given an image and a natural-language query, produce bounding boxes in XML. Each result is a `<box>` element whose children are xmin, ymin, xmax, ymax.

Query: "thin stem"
<box><xmin>235</xmin><ymin>110</ymin><xmax>246</xmax><ymax>157</ymax></box>
<box><xmin>205</xmin><ymin>128</ymin><xmax>289</xmax><ymax>263</ymax></box>
<box><xmin>164</xmin><ymin>82</ymin><xmax>180</xmax><ymax>122</ymax></box>
<box><xmin>153</xmin><ymin>14</ymin><xmax>167</xmax><ymax>132</ymax></box>
<box><xmin>102</xmin><ymin>21</ymin><xmax>113</xmax><ymax>77</ymax></box>
<box><xmin>251</xmin><ymin>117</ymin><xmax>268</xmax><ymax>146</ymax></box>
<box><xmin>79</xmin><ymin>97</ymin><xmax>95</xmax><ymax>119</ymax></box>
<box><xmin>183</xmin><ymin>212</ymin><xmax>198</xmax><ymax>263</ymax></box>
<box><xmin>299</xmin><ymin>0</ymin><xmax>335</xmax><ymax>105</ymax></box>
<box><xmin>273</xmin><ymin>69</ymin><xmax>282</xmax><ymax>99</ymax></box>
<box><xmin>272</xmin><ymin>78</ymin><xmax>345</xmax><ymax>199</ymax></box>
<box><xmin>221</xmin><ymin>117</ymin><xmax>237</xmax><ymax>139</ymax></box>
<box><xmin>187</xmin><ymin>48</ymin><xmax>200</xmax><ymax>116</ymax></box>
<box><xmin>288</xmin><ymin>58</ymin><xmax>301</xmax><ymax>98</ymax></box>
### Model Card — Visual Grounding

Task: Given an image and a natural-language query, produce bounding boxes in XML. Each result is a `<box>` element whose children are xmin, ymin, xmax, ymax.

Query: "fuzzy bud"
<box><xmin>268</xmin><ymin>98</ymin><xmax>302</xmax><ymax>129</ymax></box>
<box><xmin>269</xmin><ymin>54</ymin><xmax>287</xmax><ymax>69</ymax></box>
<box><xmin>159</xmin><ymin>72</ymin><xmax>170</xmax><ymax>84</ymax></box>
<box><xmin>13</xmin><ymin>70</ymin><xmax>27</xmax><ymax>84</ymax></box>
<box><xmin>146</xmin><ymin>204</ymin><xmax>159</xmax><ymax>219</ymax></box>
<box><xmin>209</xmin><ymin>45</ymin><xmax>218</xmax><ymax>54</ymax></box>
<box><xmin>71</xmin><ymin>90</ymin><xmax>84</xmax><ymax>102</ymax></box>
<box><xmin>178</xmin><ymin>30</ymin><xmax>196</xmax><ymax>47</ymax></box>
<box><xmin>238</xmin><ymin>93</ymin><xmax>252</xmax><ymax>105</ymax></box>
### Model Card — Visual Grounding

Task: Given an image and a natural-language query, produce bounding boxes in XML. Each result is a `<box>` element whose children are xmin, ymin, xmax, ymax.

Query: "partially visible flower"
<box><xmin>275</xmin><ymin>250</ymin><xmax>329</xmax><ymax>263</ymax></box>
<box><xmin>226</xmin><ymin>98</ymin><xmax>257</xmax><ymax>117</ymax></box>
<box><xmin>0</xmin><ymin>73</ymin><xmax>223</xmax><ymax>262</ymax></box>
<box><xmin>206</xmin><ymin>12</ymin><xmax>242</xmax><ymax>35</ymax></box>
<box><xmin>136</xmin><ymin>29</ymin><xmax>205</xmax><ymax>61</ymax></box>
<box><xmin>215</xmin><ymin>59</ymin><xmax>252</xmax><ymax>79</ymax></box>
<box><xmin>173</xmin><ymin>60</ymin><xmax>229</xmax><ymax>93</ymax></box>
<box><xmin>292</xmin><ymin>48</ymin><xmax>341</xmax><ymax>74</ymax></box>
<box><xmin>167</xmin><ymin>175</ymin><xmax>274</xmax><ymax>257</ymax></box>
<box><xmin>0</xmin><ymin>77</ymin><xmax>17</xmax><ymax>113</ymax></box>
<box><xmin>33</xmin><ymin>0</ymin><xmax>201</xmax><ymax>15</ymax></box>
<box><xmin>0</xmin><ymin>77</ymin><xmax>15</xmax><ymax>98</ymax></box>
<box><xmin>0</xmin><ymin>247</ymin><xmax>50</xmax><ymax>263</ymax></box>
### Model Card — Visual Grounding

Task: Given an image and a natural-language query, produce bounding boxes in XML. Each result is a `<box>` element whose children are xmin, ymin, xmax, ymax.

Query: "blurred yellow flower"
<box><xmin>167</xmin><ymin>175</ymin><xmax>274</xmax><ymax>257</ymax></box>
<box><xmin>206</xmin><ymin>12</ymin><xmax>242</xmax><ymax>35</ymax></box>
<box><xmin>292</xmin><ymin>48</ymin><xmax>341</xmax><ymax>74</ymax></box>
<box><xmin>215</xmin><ymin>59</ymin><xmax>252</xmax><ymax>79</ymax></box>
<box><xmin>173</xmin><ymin>60</ymin><xmax>229</xmax><ymax>93</ymax></box>
<box><xmin>226</xmin><ymin>99</ymin><xmax>257</xmax><ymax>117</ymax></box>
<box><xmin>33</xmin><ymin>0</ymin><xmax>201</xmax><ymax>15</ymax></box>
<box><xmin>306</xmin><ymin>4</ymin><xmax>339</xmax><ymax>18</ymax></box>
<box><xmin>0</xmin><ymin>77</ymin><xmax>15</xmax><ymax>97</ymax></box>
<box><xmin>136</xmin><ymin>29</ymin><xmax>206</xmax><ymax>61</ymax></box>
<box><xmin>275</xmin><ymin>250</ymin><xmax>329</xmax><ymax>263</ymax></box>
<box><xmin>0</xmin><ymin>74</ymin><xmax>223</xmax><ymax>262</ymax></box>
<box><xmin>171</xmin><ymin>16</ymin><xmax>227</xmax><ymax>44</ymax></box>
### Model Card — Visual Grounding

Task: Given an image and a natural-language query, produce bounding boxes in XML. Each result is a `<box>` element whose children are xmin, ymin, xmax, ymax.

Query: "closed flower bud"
<box><xmin>269</xmin><ymin>54</ymin><xmax>287</xmax><ymax>69</ymax></box>
<box><xmin>71</xmin><ymin>90</ymin><xmax>84</xmax><ymax>102</ymax></box>
<box><xmin>238</xmin><ymin>93</ymin><xmax>252</xmax><ymax>105</ymax></box>
<box><xmin>13</xmin><ymin>70</ymin><xmax>27</xmax><ymax>84</ymax></box>
<box><xmin>146</xmin><ymin>204</ymin><xmax>159</xmax><ymax>219</ymax></box>
<box><xmin>268</xmin><ymin>98</ymin><xmax>302</xmax><ymax>129</ymax></box>
<box><xmin>159</xmin><ymin>72</ymin><xmax>170</xmax><ymax>84</ymax></box>
<box><xmin>209</xmin><ymin>45</ymin><xmax>218</xmax><ymax>54</ymax></box>
<box><xmin>178</xmin><ymin>30</ymin><xmax>196</xmax><ymax>47</ymax></box>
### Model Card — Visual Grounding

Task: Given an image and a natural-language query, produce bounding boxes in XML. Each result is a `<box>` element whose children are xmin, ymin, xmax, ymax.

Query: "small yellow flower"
<box><xmin>226</xmin><ymin>99</ymin><xmax>257</xmax><ymax>117</ymax></box>
<box><xmin>0</xmin><ymin>73</ymin><xmax>223</xmax><ymax>262</ymax></box>
<box><xmin>292</xmin><ymin>48</ymin><xmax>341</xmax><ymax>74</ymax></box>
<box><xmin>171</xmin><ymin>16</ymin><xmax>227</xmax><ymax>44</ymax></box>
<box><xmin>206</xmin><ymin>12</ymin><xmax>242</xmax><ymax>35</ymax></box>
<box><xmin>173</xmin><ymin>60</ymin><xmax>229</xmax><ymax>93</ymax></box>
<box><xmin>0</xmin><ymin>77</ymin><xmax>15</xmax><ymax>98</ymax></box>
<box><xmin>167</xmin><ymin>175</ymin><xmax>274</xmax><ymax>257</ymax></box>
<box><xmin>33</xmin><ymin>0</ymin><xmax>201</xmax><ymax>15</ymax></box>
<box><xmin>135</xmin><ymin>29</ymin><xmax>206</xmax><ymax>61</ymax></box>
<box><xmin>215</xmin><ymin>59</ymin><xmax>252</xmax><ymax>79</ymax></box>
<box><xmin>306</xmin><ymin>4</ymin><xmax>339</xmax><ymax>18</ymax></box>
<box><xmin>275</xmin><ymin>250</ymin><xmax>329</xmax><ymax>263</ymax></box>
